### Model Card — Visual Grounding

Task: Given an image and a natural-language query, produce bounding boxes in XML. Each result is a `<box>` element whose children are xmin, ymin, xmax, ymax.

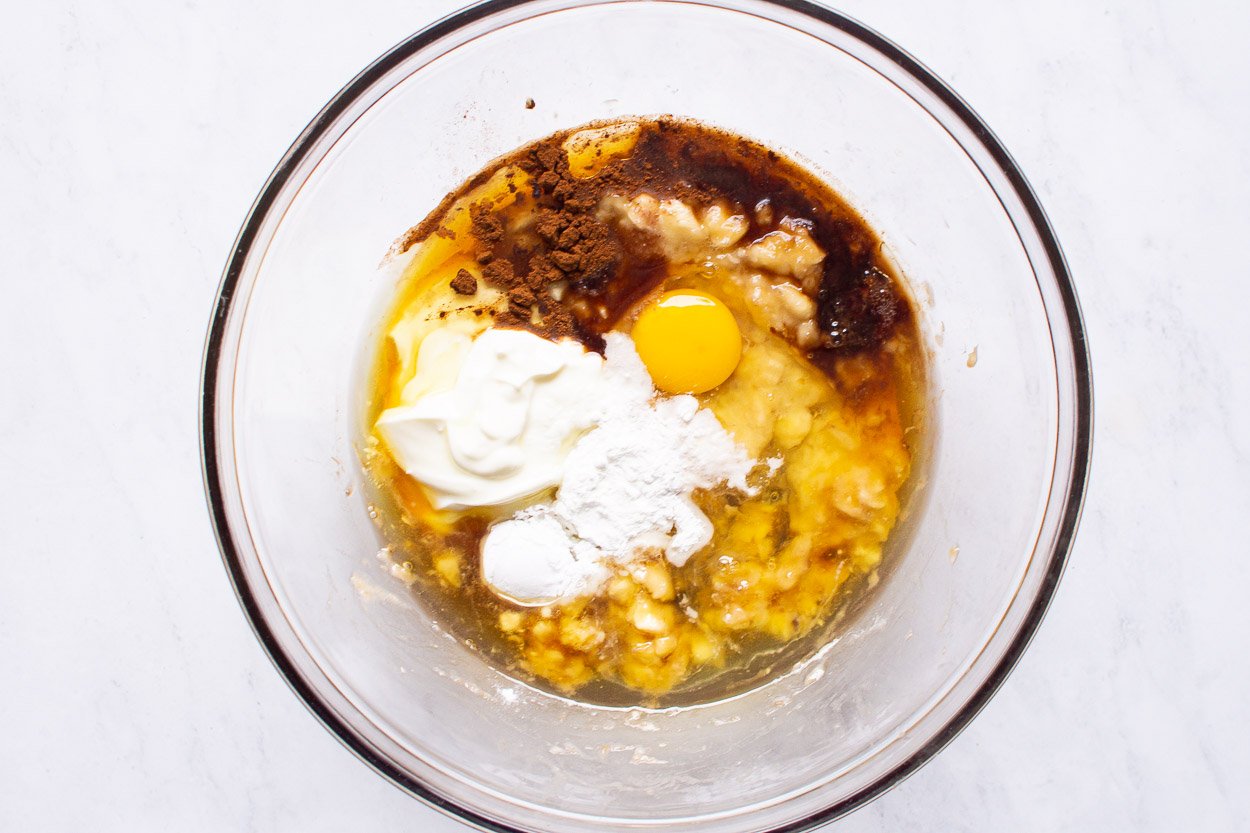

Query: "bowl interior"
<box><xmin>205</xmin><ymin>2</ymin><xmax>1087</xmax><ymax>830</ymax></box>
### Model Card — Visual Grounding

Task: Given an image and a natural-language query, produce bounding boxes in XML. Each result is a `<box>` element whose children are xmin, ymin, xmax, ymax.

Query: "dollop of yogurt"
<box><xmin>375</xmin><ymin>328</ymin><xmax>606</xmax><ymax>510</ymax></box>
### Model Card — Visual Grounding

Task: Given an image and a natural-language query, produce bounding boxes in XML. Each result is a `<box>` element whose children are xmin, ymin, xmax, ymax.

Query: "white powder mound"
<box><xmin>480</xmin><ymin>509</ymin><xmax>608</xmax><ymax>604</ymax></box>
<box><xmin>555</xmin><ymin>387</ymin><xmax>754</xmax><ymax>566</ymax></box>
<box><xmin>479</xmin><ymin>333</ymin><xmax>757</xmax><ymax>605</ymax></box>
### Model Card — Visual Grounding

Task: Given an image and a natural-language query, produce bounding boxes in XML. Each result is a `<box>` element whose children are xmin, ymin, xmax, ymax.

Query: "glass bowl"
<box><xmin>200</xmin><ymin>1</ymin><xmax>1093</xmax><ymax>830</ymax></box>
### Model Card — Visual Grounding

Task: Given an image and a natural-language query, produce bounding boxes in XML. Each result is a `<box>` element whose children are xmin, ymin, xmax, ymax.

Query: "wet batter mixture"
<box><xmin>360</xmin><ymin>118</ymin><xmax>924</xmax><ymax>704</ymax></box>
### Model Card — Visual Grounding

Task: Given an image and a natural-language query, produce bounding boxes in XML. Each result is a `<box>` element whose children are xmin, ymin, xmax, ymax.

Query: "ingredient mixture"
<box><xmin>361</xmin><ymin>117</ymin><xmax>924</xmax><ymax>704</ymax></box>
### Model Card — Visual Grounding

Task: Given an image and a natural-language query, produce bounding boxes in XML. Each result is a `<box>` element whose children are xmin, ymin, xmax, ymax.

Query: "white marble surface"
<box><xmin>2</xmin><ymin>0</ymin><xmax>1248</xmax><ymax>830</ymax></box>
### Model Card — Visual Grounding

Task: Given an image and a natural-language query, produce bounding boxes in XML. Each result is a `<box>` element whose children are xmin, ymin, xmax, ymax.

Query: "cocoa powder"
<box><xmin>450</xmin><ymin>269</ymin><xmax>477</xmax><ymax>295</ymax></box>
<box><xmin>464</xmin><ymin>142</ymin><xmax>632</xmax><ymax>347</ymax></box>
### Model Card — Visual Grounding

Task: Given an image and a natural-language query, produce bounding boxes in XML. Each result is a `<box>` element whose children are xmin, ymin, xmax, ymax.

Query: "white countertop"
<box><xmin>2</xmin><ymin>1</ymin><xmax>1247</xmax><ymax>830</ymax></box>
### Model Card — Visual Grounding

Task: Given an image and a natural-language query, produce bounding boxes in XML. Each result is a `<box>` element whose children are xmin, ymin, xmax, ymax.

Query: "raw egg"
<box><xmin>632</xmin><ymin>290</ymin><xmax>742</xmax><ymax>394</ymax></box>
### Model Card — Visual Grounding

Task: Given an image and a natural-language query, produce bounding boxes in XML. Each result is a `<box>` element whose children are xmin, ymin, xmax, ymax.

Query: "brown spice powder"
<box><xmin>450</xmin><ymin>269</ymin><xmax>477</xmax><ymax>295</ymax></box>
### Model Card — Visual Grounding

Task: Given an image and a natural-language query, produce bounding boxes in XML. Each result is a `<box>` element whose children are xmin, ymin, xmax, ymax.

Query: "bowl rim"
<box><xmin>199</xmin><ymin>1</ymin><xmax>1094</xmax><ymax>829</ymax></box>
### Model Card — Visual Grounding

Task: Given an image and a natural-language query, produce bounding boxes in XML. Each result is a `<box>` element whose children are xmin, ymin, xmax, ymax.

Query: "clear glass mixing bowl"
<box><xmin>200</xmin><ymin>1</ymin><xmax>1092</xmax><ymax>829</ymax></box>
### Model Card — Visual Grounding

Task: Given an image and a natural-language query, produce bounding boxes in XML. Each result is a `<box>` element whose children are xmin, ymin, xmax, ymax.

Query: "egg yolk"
<box><xmin>631</xmin><ymin>290</ymin><xmax>742</xmax><ymax>394</ymax></box>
